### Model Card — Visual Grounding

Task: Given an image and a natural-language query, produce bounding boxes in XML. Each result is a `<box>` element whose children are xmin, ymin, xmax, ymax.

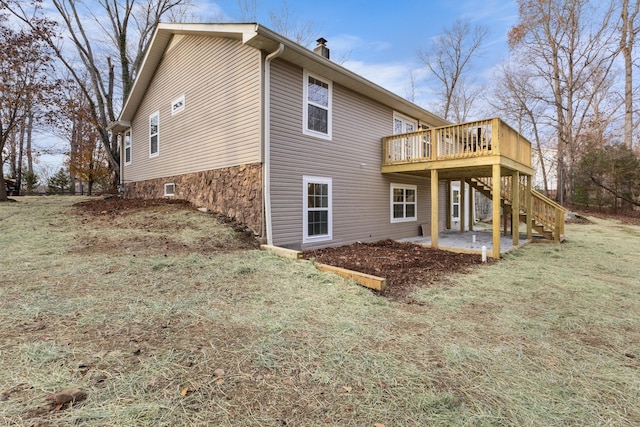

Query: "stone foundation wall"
<box><xmin>124</xmin><ymin>163</ymin><xmax>263</xmax><ymax>234</ymax></box>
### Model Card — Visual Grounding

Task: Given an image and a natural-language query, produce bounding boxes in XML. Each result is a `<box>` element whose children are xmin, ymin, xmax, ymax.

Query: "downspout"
<box><xmin>263</xmin><ymin>43</ymin><xmax>285</xmax><ymax>246</ymax></box>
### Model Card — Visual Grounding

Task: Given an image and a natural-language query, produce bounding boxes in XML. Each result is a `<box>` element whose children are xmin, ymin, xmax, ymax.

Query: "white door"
<box><xmin>393</xmin><ymin>113</ymin><xmax>418</xmax><ymax>160</ymax></box>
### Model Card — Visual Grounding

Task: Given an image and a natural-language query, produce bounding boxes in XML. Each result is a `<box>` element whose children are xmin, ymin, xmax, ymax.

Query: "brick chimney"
<box><xmin>313</xmin><ymin>38</ymin><xmax>330</xmax><ymax>59</ymax></box>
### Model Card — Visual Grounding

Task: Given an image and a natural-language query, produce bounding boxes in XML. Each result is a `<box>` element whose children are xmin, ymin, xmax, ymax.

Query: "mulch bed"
<box><xmin>303</xmin><ymin>240</ymin><xmax>491</xmax><ymax>302</ymax></box>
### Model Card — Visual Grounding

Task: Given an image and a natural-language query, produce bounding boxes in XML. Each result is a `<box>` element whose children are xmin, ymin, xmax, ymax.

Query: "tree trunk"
<box><xmin>26</xmin><ymin>111</ymin><xmax>34</xmax><ymax>174</ymax></box>
<box><xmin>0</xmin><ymin>150</ymin><xmax>7</xmax><ymax>201</ymax></box>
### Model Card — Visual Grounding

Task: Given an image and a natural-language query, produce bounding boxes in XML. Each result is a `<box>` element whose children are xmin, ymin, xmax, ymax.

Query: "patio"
<box><xmin>399</xmin><ymin>229</ymin><xmax>529</xmax><ymax>255</ymax></box>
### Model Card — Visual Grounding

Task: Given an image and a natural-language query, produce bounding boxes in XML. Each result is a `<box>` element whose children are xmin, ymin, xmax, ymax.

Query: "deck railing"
<box><xmin>382</xmin><ymin>118</ymin><xmax>532</xmax><ymax>168</ymax></box>
<box><xmin>475</xmin><ymin>176</ymin><xmax>566</xmax><ymax>241</ymax></box>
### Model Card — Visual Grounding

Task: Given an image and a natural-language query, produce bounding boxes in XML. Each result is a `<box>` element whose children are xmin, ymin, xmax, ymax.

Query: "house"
<box><xmin>109</xmin><ymin>23</ymin><xmax>564</xmax><ymax>258</ymax></box>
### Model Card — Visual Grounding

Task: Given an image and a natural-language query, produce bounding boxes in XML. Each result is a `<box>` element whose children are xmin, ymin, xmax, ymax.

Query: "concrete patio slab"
<box><xmin>398</xmin><ymin>230</ymin><xmax>528</xmax><ymax>255</ymax></box>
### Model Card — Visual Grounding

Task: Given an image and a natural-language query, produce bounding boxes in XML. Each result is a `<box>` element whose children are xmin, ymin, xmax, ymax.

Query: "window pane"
<box><xmin>308</xmin><ymin>211</ymin><xmax>328</xmax><ymax>236</ymax></box>
<box><xmin>406</xmin><ymin>204</ymin><xmax>415</xmax><ymax>218</ymax></box>
<box><xmin>150</xmin><ymin>135</ymin><xmax>158</xmax><ymax>154</ymax></box>
<box><xmin>393</xmin><ymin>188</ymin><xmax>404</xmax><ymax>203</ymax></box>
<box><xmin>453</xmin><ymin>205</ymin><xmax>459</xmax><ymax>217</ymax></box>
<box><xmin>393</xmin><ymin>204</ymin><xmax>404</xmax><ymax>218</ymax></box>
<box><xmin>308</xmin><ymin>77</ymin><xmax>328</xmax><ymax>106</ymax></box>
<box><xmin>406</xmin><ymin>189</ymin><xmax>415</xmax><ymax>202</ymax></box>
<box><xmin>394</xmin><ymin>118</ymin><xmax>403</xmax><ymax>135</ymax></box>
<box><xmin>308</xmin><ymin>105</ymin><xmax>328</xmax><ymax>133</ymax></box>
<box><xmin>125</xmin><ymin>147</ymin><xmax>131</xmax><ymax>163</ymax></box>
<box><xmin>150</xmin><ymin>115</ymin><xmax>158</xmax><ymax>134</ymax></box>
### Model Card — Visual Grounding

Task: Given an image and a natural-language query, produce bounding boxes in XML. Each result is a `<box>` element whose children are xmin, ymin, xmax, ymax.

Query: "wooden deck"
<box><xmin>381</xmin><ymin>118</ymin><xmax>565</xmax><ymax>257</ymax></box>
<box><xmin>381</xmin><ymin>118</ymin><xmax>534</xmax><ymax>179</ymax></box>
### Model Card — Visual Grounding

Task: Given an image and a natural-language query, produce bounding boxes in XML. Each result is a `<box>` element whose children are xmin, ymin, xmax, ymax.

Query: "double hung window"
<box><xmin>149</xmin><ymin>111</ymin><xmax>159</xmax><ymax>157</ymax></box>
<box><xmin>390</xmin><ymin>183</ymin><xmax>417</xmax><ymax>223</ymax></box>
<box><xmin>303</xmin><ymin>176</ymin><xmax>332</xmax><ymax>243</ymax></box>
<box><xmin>303</xmin><ymin>71</ymin><xmax>332</xmax><ymax>140</ymax></box>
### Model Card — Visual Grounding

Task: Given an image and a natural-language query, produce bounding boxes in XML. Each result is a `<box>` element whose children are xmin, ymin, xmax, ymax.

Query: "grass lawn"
<box><xmin>1</xmin><ymin>196</ymin><xmax>638</xmax><ymax>426</ymax></box>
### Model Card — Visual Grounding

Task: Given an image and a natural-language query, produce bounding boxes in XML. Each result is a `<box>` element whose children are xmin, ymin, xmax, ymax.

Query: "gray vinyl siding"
<box><xmin>270</xmin><ymin>59</ymin><xmax>446</xmax><ymax>250</ymax></box>
<box><xmin>124</xmin><ymin>35</ymin><xmax>262</xmax><ymax>182</ymax></box>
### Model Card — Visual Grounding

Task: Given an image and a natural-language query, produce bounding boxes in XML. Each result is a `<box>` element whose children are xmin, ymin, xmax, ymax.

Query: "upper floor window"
<box><xmin>149</xmin><ymin>111</ymin><xmax>159</xmax><ymax>157</ymax></box>
<box><xmin>124</xmin><ymin>130</ymin><xmax>132</xmax><ymax>165</ymax></box>
<box><xmin>303</xmin><ymin>71</ymin><xmax>332</xmax><ymax>140</ymax></box>
<box><xmin>171</xmin><ymin>95</ymin><xmax>185</xmax><ymax>115</ymax></box>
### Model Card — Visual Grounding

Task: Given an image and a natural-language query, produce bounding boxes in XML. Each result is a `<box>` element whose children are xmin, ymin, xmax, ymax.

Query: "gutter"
<box><xmin>263</xmin><ymin>42</ymin><xmax>285</xmax><ymax>246</ymax></box>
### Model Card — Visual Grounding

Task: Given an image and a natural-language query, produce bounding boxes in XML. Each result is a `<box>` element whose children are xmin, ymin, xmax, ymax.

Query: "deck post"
<box><xmin>469</xmin><ymin>184</ymin><xmax>475</xmax><ymax>232</ymax></box>
<box><xmin>431</xmin><ymin>169</ymin><xmax>439</xmax><ymax>249</ymax></box>
<box><xmin>512</xmin><ymin>170</ymin><xmax>520</xmax><ymax>247</ymax></box>
<box><xmin>445</xmin><ymin>180</ymin><xmax>452</xmax><ymax>230</ymax></box>
<box><xmin>526</xmin><ymin>175</ymin><xmax>532</xmax><ymax>241</ymax></box>
<box><xmin>492</xmin><ymin>164</ymin><xmax>501</xmax><ymax>258</ymax></box>
<box><xmin>460</xmin><ymin>178</ymin><xmax>466</xmax><ymax>233</ymax></box>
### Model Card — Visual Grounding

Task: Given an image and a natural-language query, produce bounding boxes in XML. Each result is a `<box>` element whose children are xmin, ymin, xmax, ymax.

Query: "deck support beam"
<box><xmin>445</xmin><ymin>180</ymin><xmax>452</xmax><ymax>230</ymax></box>
<box><xmin>460</xmin><ymin>178</ymin><xmax>466</xmax><ymax>233</ymax></box>
<box><xmin>526</xmin><ymin>175</ymin><xmax>532</xmax><ymax>241</ymax></box>
<box><xmin>469</xmin><ymin>185</ymin><xmax>475</xmax><ymax>231</ymax></box>
<box><xmin>512</xmin><ymin>170</ymin><xmax>520</xmax><ymax>247</ymax></box>
<box><xmin>431</xmin><ymin>169</ymin><xmax>439</xmax><ymax>249</ymax></box>
<box><xmin>492</xmin><ymin>164</ymin><xmax>501</xmax><ymax>258</ymax></box>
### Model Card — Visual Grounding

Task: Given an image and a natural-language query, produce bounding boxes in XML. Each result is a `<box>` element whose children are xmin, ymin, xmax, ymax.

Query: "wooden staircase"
<box><xmin>469</xmin><ymin>177</ymin><xmax>567</xmax><ymax>242</ymax></box>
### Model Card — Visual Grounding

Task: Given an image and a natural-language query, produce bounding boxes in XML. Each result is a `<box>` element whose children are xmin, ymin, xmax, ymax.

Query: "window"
<box><xmin>393</xmin><ymin>113</ymin><xmax>417</xmax><ymax>135</ymax></box>
<box><xmin>390</xmin><ymin>183</ymin><xmax>417</xmax><ymax>223</ymax></box>
<box><xmin>303</xmin><ymin>71</ymin><xmax>332</xmax><ymax>140</ymax></box>
<box><xmin>171</xmin><ymin>95</ymin><xmax>185</xmax><ymax>115</ymax></box>
<box><xmin>149</xmin><ymin>111</ymin><xmax>159</xmax><ymax>157</ymax></box>
<box><xmin>303</xmin><ymin>176</ymin><xmax>332</xmax><ymax>243</ymax></box>
<box><xmin>124</xmin><ymin>130</ymin><xmax>132</xmax><ymax>165</ymax></box>
<box><xmin>164</xmin><ymin>183</ymin><xmax>175</xmax><ymax>197</ymax></box>
<box><xmin>452</xmin><ymin>188</ymin><xmax>460</xmax><ymax>220</ymax></box>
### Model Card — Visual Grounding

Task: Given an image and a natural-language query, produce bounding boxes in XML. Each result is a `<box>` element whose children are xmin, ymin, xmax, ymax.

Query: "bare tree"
<box><xmin>618</xmin><ymin>0</ymin><xmax>640</xmax><ymax>149</ymax></box>
<box><xmin>268</xmin><ymin>0</ymin><xmax>318</xmax><ymax>47</ymax></box>
<box><xmin>0</xmin><ymin>10</ymin><xmax>55</xmax><ymax>201</ymax></box>
<box><xmin>489</xmin><ymin>61</ymin><xmax>553</xmax><ymax>195</ymax></box>
<box><xmin>509</xmin><ymin>0</ymin><xmax>619</xmax><ymax>204</ymax></box>
<box><xmin>1</xmin><ymin>0</ymin><xmax>192</xmax><ymax>190</ymax></box>
<box><xmin>237</xmin><ymin>0</ymin><xmax>256</xmax><ymax>21</ymax></box>
<box><xmin>418</xmin><ymin>18</ymin><xmax>489</xmax><ymax>122</ymax></box>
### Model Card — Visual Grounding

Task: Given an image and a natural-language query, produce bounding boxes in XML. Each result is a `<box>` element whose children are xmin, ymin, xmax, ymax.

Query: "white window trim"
<box><xmin>124</xmin><ymin>129</ymin><xmax>132</xmax><ymax>165</ymax></box>
<box><xmin>303</xmin><ymin>176</ymin><xmax>333</xmax><ymax>243</ymax></box>
<box><xmin>171</xmin><ymin>94</ymin><xmax>185</xmax><ymax>115</ymax></box>
<box><xmin>390</xmin><ymin>183</ymin><xmax>417</xmax><ymax>223</ymax></box>
<box><xmin>302</xmin><ymin>70</ymin><xmax>332</xmax><ymax>140</ymax></box>
<box><xmin>149</xmin><ymin>111</ymin><xmax>159</xmax><ymax>158</ymax></box>
<box><xmin>164</xmin><ymin>183</ymin><xmax>175</xmax><ymax>197</ymax></box>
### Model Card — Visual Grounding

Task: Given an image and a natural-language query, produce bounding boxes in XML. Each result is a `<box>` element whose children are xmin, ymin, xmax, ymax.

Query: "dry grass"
<box><xmin>1</xmin><ymin>196</ymin><xmax>639</xmax><ymax>426</ymax></box>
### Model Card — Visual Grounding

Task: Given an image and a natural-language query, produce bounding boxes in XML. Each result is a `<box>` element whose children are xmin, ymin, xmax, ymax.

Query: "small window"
<box><xmin>303</xmin><ymin>176</ymin><xmax>332</xmax><ymax>243</ymax></box>
<box><xmin>390</xmin><ymin>183</ymin><xmax>417</xmax><ymax>223</ymax></box>
<box><xmin>124</xmin><ymin>130</ymin><xmax>132</xmax><ymax>165</ymax></box>
<box><xmin>303</xmin><ymin>71</ymin><xmax>332</xmax><ymax>140</ymax></box>
<box><xmin>164</xmin><ymin>183</ymin><xmax>175</xmax><ymax>197</ymax></box>
<box><xmin>171</xmin><ymin>95</ymin><xmax>185</xmax><ymax>115</ymax></box>
<box><xmin>149</xmin><ymin>111</ymin><xmax>159</xmax><ymax>157</ymax></box>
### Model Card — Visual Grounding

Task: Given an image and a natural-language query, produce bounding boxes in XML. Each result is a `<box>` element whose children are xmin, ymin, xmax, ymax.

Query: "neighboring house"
<box><xmin>110</xmin><ymin>23</ymin><xmax>564</xmax><ymax>257</ymax></box>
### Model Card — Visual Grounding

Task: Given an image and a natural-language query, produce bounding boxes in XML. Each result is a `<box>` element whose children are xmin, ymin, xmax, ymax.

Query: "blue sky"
<box><xmin>207</xmin><ymin>0</ymin><xmax>520</xmax><ymax>106</ymax></box>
